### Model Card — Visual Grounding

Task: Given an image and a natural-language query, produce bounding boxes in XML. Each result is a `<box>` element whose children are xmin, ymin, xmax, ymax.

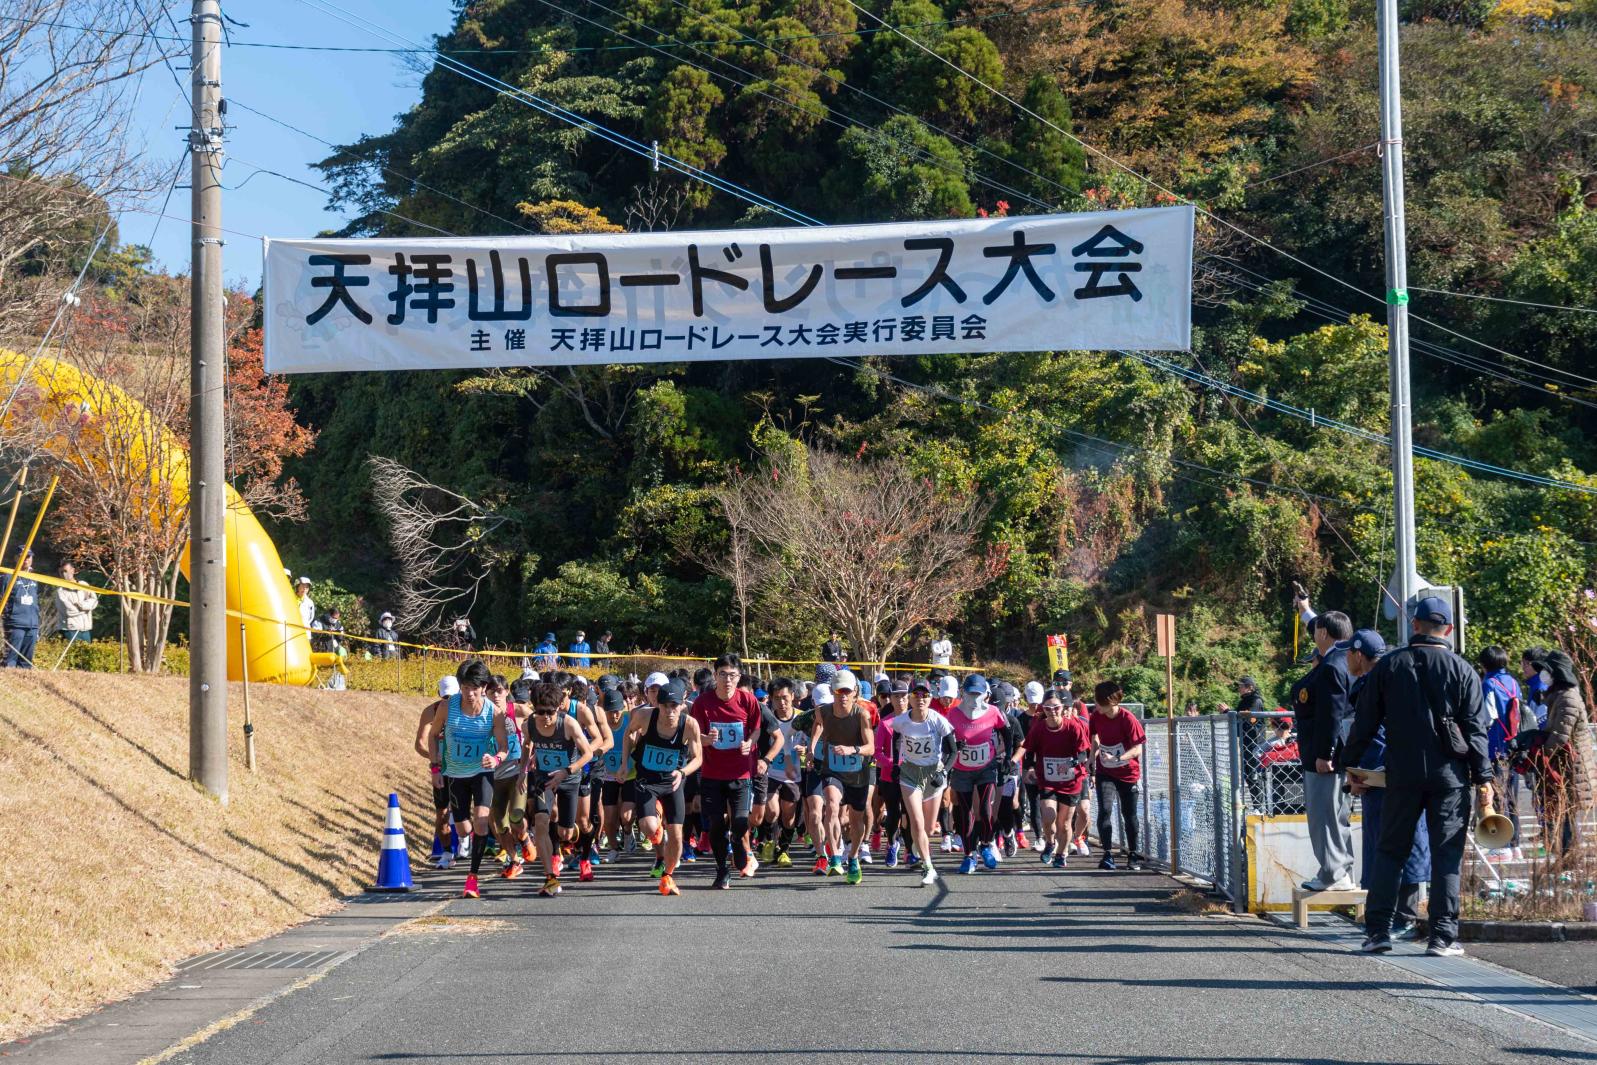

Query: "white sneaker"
<box><xmin>940</xmin><ymin>837</ymin><xmax>954</xmax><ymax>853</ymax></box>
<box><xmin>859</xmin><ymin>849</ymin><xmax>873</xmax><ymax>864</ymax></box>
<box><xmin>1075</xmin><ymin>840</ymin><xmax>1090</xmax><ymax>855</ymax></box>
<box><xmin>920</xmin><ymin>865</ymin><xmax>938</xmax><ymax>886</ymax></box>
<box><xmin>1323</xmin><ymin>877</ymin><xmax>1358</xmax><ymax>892</ymax></box>
<box><xmin>1032</xmin><ymin>837</ymin><xmax>1046</xmax><ymax>852</ymax></box>
<box><xmin>437</xmin><ymin>853</ymin><xmax>454</xmax><ymax>870</ymax></box>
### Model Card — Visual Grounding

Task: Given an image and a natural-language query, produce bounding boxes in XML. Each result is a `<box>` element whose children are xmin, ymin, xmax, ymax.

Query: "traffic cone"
<box><xmin>373</xmin><ymin>793</ymin><xmax>414</xmax><ymax>892</ymax></box>
<box><xmin>430</xmin><ymin>830</ymin><xmax>445</xmax><ymax>863</ymax></box>
<box><xmin>448</xmin><ymin>813</ymin><xmax>460</xmax><ymax>855</ymax></box>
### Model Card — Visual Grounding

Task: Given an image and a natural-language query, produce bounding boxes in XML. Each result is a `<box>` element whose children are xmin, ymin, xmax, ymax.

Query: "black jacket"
<box><xmin>1340</xmin><ymin>635</ymin><xmax>1492</xmax><ymax>789</ymax></box>
<box><xmin>821</xmin><ymin>639</ymin><xmax>844</xmax><ymax>663</ymax></box>
<box><xmin>1288</xmin><ymin>644</ymin><xmax>1353</xmax><ymax>768</ymax></box>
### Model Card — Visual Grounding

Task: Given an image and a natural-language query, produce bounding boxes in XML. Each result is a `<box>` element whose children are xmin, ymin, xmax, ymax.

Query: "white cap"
<box><xmin>832</xmin><ymin>669</ymin><xmax>857</xmax><ymax>692</ymax></box>
<box><xmin>380</xmin><ymin>612</ymin><xmax>394</xmax><ymax>622</ymax></box>
<box><xmin>296</xmin><ymin>575</ymin><xmax>312</xmax><ymax>586</ymax></box>
<box><xmin>520</xmin><ymin>667</ymin><xmax>540</xmax><ymax>681</ymax></box>
<box><xmin>1024</xmin><ymin>681</ymin><xmax>1045</xmax><ymax>705</ymax></box>
<box><xmin>644</xmin><ymin>671</ymin><xmax>669</xmax><ymax>688</ymax></box>
<box><xmin>438</xmin><ymin>675</ymin><xmax>459</xmax><ymax>698</ymax></box>
<box><xmin>812</xmin><ymin>683</ymin><xmax>834</xmax><ymax>707</ymax></box>
<box><xmin>937</xmin><ymin>675</ymin><xmax>959</xmax><ymax>699</ymax></box>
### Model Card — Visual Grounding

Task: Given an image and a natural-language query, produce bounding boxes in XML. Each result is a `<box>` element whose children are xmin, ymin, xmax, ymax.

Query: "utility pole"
<box><xmin>1377</xmin><ymin>0</ymin><xmax>1421</xmax><ymax>640</ymax></box>
<box><xmin>189</xmin><ymin>0</ymin><xmax>228</xmax><ymax>803</ymax></box>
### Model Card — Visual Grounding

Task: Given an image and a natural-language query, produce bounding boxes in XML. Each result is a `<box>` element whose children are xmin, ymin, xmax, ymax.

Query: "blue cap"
<box><xmin>859</xmin><ymin>680</ymin><xmax>874</xmax><ymax>700</ymax></box>
<box><xmin>660</xmin><ymin>677</ymin><xmax>689</xmax><ymax>704</ymax></box>
<box><xmin>815</xmin><ymin>662</ymin><xmax>838</xmax><ymax>682</ymax></box>
<box><xmin>1413</xmin><ymin>595</ymin><xmax>1452</xmax><ymax>625</ymax></box>
<box><xmin>754</xmin><ymin>688</ymin><xmax>767</xmax><ymax>700</ymax></box>
<box><xmin>1350</xmin><ymin>629</ymin><xmax>1386</xmax><ymax>658</ymax></box>
<box><xmin>962</xmin><ymin>674</ymin><xmax>990</xmax><ymax>695</ymax></box>
<box><xmin>544</xmin><ymin>632</ymin><xmax>556</xmax><ymax>641</ymax></box>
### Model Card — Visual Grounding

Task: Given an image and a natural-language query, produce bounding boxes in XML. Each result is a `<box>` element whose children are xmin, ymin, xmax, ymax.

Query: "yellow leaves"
<box><xmin>1488</xmin><ymin>0</ymin><xmax>1573</xmax><ymax>27</ymax></box>
<box><xmin>514</xmin><ymin>200</ymin><xmax>624</xmax><ymax>234</ymax></box>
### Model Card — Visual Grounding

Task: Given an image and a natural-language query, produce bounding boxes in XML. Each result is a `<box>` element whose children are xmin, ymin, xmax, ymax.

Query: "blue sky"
<box><xmin>120</xmin><ymin>1</ymin><xmax>457</xmax><ymax>288</ymax></box>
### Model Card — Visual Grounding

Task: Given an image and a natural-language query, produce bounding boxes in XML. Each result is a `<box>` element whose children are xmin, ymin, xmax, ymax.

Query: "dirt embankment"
<box><xmin>0</xmin><ymin>672</ymin><xmax>433</xmax><ymax>1042</ymax></box>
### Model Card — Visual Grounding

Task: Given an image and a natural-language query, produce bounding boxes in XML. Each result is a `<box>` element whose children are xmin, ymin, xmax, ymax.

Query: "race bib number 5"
<box><xmin>955</xmin><ymin>743</ymin><xmax>992</xmax><ymax>770</ymax></box>
<box><xmin>1042</xmin><ymin>756</ymin><xmax>1073</xmax><ymax>783</ymax></box>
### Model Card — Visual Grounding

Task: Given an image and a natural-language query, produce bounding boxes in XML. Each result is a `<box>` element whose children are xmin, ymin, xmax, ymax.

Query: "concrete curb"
<box><xmin>1461</xmin><ymin>920</ymin><xmax>1597</xmax><ymax>943</ymax></box>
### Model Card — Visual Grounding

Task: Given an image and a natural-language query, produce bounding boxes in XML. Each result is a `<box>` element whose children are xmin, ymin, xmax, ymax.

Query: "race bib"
<box><xmin>1098</xmin><ymin>742</ymin><xmax>1126</xmax><ymax>767</ymax></box>
<box><xmin>828</xmin><ymin>748</ymin><xmax>863</xmax><ymax>773</ymax></box>
<box><xmin>603</xmin><ymin>746</ymin><xmax>624</xmax><ymax>774</ymax></box>
<box><xmin>902</xmin><ymin>735</ymin><xmax>936</xmax><ymax>761</ymax></box>
<box><xmin>709</xmin><ymin>720</ymin><xmax>745</xmax><ymax>751</ymax></box>
<box><xmin>770</xmin><ymin>750</ymin><xmax>788</xmax><ymax>774</ymax></box>
<box><xmin>955</xmin><ymin>743</ymin><xmax>993</xmax><ymax>770</ymax></box>
<box><xmin>1042</xmin><ymin>757</ymin><xmax>1073</xmax><ymax>783</ymax></box>
<box><xmin>534</xmin><ymin>747</ymin><xmax>570</xmax><ymax>773</ymax></box>
<box><xmin>641</xmin><ymin>746</ymin><xmax>681</xmax><ymax>773</ymax></box>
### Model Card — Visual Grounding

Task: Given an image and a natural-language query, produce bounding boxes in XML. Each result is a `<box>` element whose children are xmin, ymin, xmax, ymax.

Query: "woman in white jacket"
<box><xmin>56</xmin><ymin>563</ymin><xmax>98</xmax><ymax>644</ymax></box>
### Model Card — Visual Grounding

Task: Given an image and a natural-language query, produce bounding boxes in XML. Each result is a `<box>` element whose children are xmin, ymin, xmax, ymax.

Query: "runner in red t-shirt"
<box><xmin>691</xmin><ymin>653</ymin><xmax>783</xmax><ymax>890</ymax></box>
<box><xmin>1024</xmin><ymin>690</ymin><xmax>1092</xmax><ymax>866</ymax></box>
<box><xmin>1088</xmin><ymin>679</ymin><xmax>1146</xmax><ymax>870</ymax></box>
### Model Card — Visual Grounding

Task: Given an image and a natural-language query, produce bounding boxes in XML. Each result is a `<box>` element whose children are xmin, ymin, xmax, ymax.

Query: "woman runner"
<box><xmin>891</xmin><ymin>678</ymin><xmax>956</xmax><ymax>885</ymax></box>
<box><xmin>1024</xmin><ymin>689</ymin><xmax>1092</xmax><ymax>866</ymax></box>
<box><xmin>947</xmin><ymin>674</ymin><xmax>1023</xmax><ymax>874</ymax></box>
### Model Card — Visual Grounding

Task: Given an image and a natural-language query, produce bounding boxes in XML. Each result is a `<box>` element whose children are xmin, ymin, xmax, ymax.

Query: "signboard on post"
<box><xmin>1045</xmin><ymin>633</ymin><xmax>1070</xmax><ymax>674</ymax></box>
<box><xmin>262</xmin><ymin>206</ymin><xmax>1194</xmax><ymax>374</ymax></box>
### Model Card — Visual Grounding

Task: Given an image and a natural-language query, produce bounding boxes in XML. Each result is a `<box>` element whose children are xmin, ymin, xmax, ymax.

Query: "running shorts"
<box><xmin>600</xmin><ymin>779</ymin><xmax>633</xmax><ymax>807</ymax></box>
<box><xmin>489</xmin><ymin>776</ymin><xmax>527</xmax><ymax>833</ymax></box>
<box><xmin>772</xmin><ymin>779</ymin><xmax>802</xmax><ymax>805</ymax></box>
<box><xmin>949</xmin><ymin>765</ymin><xmax>999</xmax><ymax>793</ymax></box>
<box><xmin>897</xmin><ymin>761</ymin><xmax>947</xmax><ymax>796</ymax></box>
<box><xmin>635</xmin><ymin>781</ymin><xmax>686</xmax><ymax>825</ymax></box>
<box><xmin>751</xmin><ymin>774</ymin><xmax>771</xmax><ymax>807</ymax></box>
<box><xmin>432</xmin><ymin>782</ymin><xmax>449</xmax><ymax>813</ymax></box>
<box><xmin>446</xmin><ymin>772</ymin><xmax>493</xmax><ymax>822</ymax></box>
<box><xmin>816</xmin><ymin>775</ymin><xmax>871</xmax><ymax>812</ymax></box>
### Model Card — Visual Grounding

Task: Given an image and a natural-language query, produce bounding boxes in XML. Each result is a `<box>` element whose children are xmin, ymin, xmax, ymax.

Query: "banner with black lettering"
<box><xmin>262</xmin><ymin>206</ymin><xmax>1192</xmax><ymax>373</ymax></box>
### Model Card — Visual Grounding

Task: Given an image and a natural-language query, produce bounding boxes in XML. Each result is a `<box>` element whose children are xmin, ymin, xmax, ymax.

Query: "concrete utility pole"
<box><xmin>1377</xmin><ymin>0</ymin><xmax>1422</xmax><ymax>638</ymax></box>
<box><xmin>189</xmin><ymin>0</ymin><xmax>228</xmax><ymax>803</ymax></box>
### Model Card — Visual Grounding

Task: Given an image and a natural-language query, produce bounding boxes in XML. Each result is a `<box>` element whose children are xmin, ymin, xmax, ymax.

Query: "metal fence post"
<box><xmin>1211</xmin><ymin>716</ymin><xmax>1225</xmax><ymax>896</ymax></box>
<box><xmin>1171</xmin><ymin>721</ymin><xmax>1183</xmax><ymax>876</ymax></box>
<box><xmin>1229</xmin><ymin>710</ymin><xmax>1247</xmax><ymax>914</ymax></box>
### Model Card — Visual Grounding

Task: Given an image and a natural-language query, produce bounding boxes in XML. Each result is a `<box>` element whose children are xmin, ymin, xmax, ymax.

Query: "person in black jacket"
<box><xmin>2</xmin><ymin>548</ymin><xmax>41</xmax><ymax>668</ymax></box>
<box><xmin>1290</xmin><ymin>609</ymin><xmax>1357</xmax><ymax>891</ymax></box>
<box><xmin>821</xmin><ymin>632</ymin><xmax>845</xmax><ymax>664</ymax></box>
<box><xmin>1341</xmin><ymin>595</ymin><xmax>1492</xmax><ymax>958</ymax></box>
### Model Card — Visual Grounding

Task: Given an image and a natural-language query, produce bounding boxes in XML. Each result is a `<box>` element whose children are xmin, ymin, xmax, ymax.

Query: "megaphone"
<box><xmin>1476</xmin><ymin>796</ymin><xmax>1514</xmax><ymax>850</ymax></box>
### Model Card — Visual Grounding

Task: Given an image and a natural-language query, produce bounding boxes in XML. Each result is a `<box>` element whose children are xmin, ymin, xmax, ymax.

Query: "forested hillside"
<box><xmin>273</xmin><ymin>0</ymin><xmax>1597</xmax><ymax>705</ymax></box>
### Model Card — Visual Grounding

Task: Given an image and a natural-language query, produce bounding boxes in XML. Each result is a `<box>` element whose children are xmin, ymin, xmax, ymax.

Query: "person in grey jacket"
<box><xmin>1341</xmin><ymin>595</ymin><xmax>1492</xmax><ymax>957</ymax></box>
<box><xmin>55</xmin><ymin>562</ymin><xmax>98</xmax><ymax>644</ymax></box>
<box><xmin>2</xmin><ymin>548</ymin><xmax>40</xmax><ymax>668</ymax></box>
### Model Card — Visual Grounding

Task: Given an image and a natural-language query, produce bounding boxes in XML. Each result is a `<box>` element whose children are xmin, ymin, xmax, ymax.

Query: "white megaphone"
<box><xmin>1476</xmin><ymin>795</ymin><xmax>1514</xmax><ymax>850</ymax></box>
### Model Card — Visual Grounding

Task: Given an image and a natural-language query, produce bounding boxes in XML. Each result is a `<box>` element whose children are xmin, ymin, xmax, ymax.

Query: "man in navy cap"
<box><xmin>1342</xmin><ymin>596</ymin><xmax>1492</xmax><ymax>957</ymax></box>
<box><xmin>1289</xmin><ymin>605</ymin><xmax>1357</xmax><ymax>892</ymax></box>
<box><xmin>1345</xmin><ymin>629</ymin><xmax>1431</xmax><ymax>941</ymax></box>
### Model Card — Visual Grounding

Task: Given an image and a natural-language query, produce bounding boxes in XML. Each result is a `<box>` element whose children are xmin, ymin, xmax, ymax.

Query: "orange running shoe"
<box><xmin>578</xmin><ymin>859</ymin><xmax>595</xmax><ymax>882</ymax></box>
<box><xmin>521</xmin><ymin>840</ymin><xmax>535</xmax><ymax>863</ymax></box>
<box><xmin>501</xmin><ymin>861</ymin><xmax>523</xmax><ymax>880</ymax></box>
<box><xmin>659</xmin><ymin>873</ymin><xmax>680</xmax><ymax>896</ymax></box>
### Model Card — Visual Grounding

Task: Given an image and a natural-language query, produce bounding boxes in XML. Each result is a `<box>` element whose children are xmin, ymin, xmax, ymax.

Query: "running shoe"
<box><xmin>538</xmin><ymin>876</ymin><xmax>562</xmax><ymax>898</ymax></box>
<box><xmin>588</xmin><ymin>849</ymin><xmax>603</xmax><ymax>866</ymax></box>
<box><xmin>859</xmin><ymin>848</ymin><xmax>873</xmax><ymax>865</ymax></box>
<box><xmin>463</xmin><ymin>874</ymin><xmax>481</xmax><ymax>899</ymax></box>
<box><xmin>959</xmin><ymin>855</ymin><xmax>978</xmax><ymax>875</ymax></box>
<box><xmin>606</xmin><ymin>848</ymin><xmax>620</xmax><ymax>865</ymax></box>
<box><xmin>1360</xmin><ymin>934</ymin><xmax>1392</xmax><ymax>954</ymax></box>
<box><xmin>1098</xmin><ymin>855</ymin><xmax>1116</xmax><ymax>870</ymax></box>
<box><xmin>759</xmin><ymin>841</ymin><xmax>775</xmax><ymax>864</ymax></box>
<box><xmin>711</xmin><ymin>871</ymin><xmax>731</xmax><ymax>891</ymax></box>
<box><xmin>845</xmin><ymin>859</ymin><xmax>863</xmax><ymax>885</ymax></box>
<box><xmin>886</xmin><ymin>842</ymin><xmax>901</xmax><ymax>868</ymax></box>
<box><xmin>1051</xmin><ymin>853</ymin><xmax>1067</xmax><ymax>870</ymax></box>
<box><xmin>1426</xmin><ymin>940</ymin><xmax>1465</xmax><ymax>958</ymax></box>
<box><xmin>1032</xmin><ymin>835</ymin><xmax>1046</xmax><ymax>853</ymax></box>
<box><xmin>625</xmin><ymin>834</ymin><xmax>639</xmax><ymax>854</ymax></box>
<box><xmin>695</xmin><ymin>832</ymin><xmax>712</xmax><ymax>854</ymax></box>
<box><xmin>775</xmin><ymin>850</ymin><xmax>792</xmax><ymax>868</ymax></box>
<box><xmin>650</xmin><ymin>858</ymin><xmax>665</xmax><ymax>879</ymax></box>
<box><xmin>1040</xmin><ymin>845</ymin><xmax>1055</xmax><ymax>864</ymax></box>
<box><xmin>920</xmin><ymin>864</ymin><xmax>938</xmax><ymax>886</ymax></box>
<box><xmin>741</xmin><ymin>855</ymin><xmax>760</xmax><ymax>878</ymax></box>
<box><xmin>565</xmin><ymin>855</ymin><xmax>581</xmax><ymax>874</ymax></box>
<box><xmin>870</xmin><ymin>830</ymin><xmax>883</xmax><ymax>853</ymax></box>
<box><xmin>659</xmin><ymin>873</ymin><xmax>680</xmax><ymax>896</ymax></box>
<box><xmin>501</xmin><ymin>860</ymin><xmax>523</xmax><ymax>880</ymax></box>
<box><xmin>682</xmin><ymin>844</ymin><xmax>698</xmax><ymax>864</ymax></box>
<box><xmin>1016</xmin><ymin>832</ymin><xmax>1031</xmax><ymax>850</ymax></box>
<box><xmin>1003</xmin><ymin>834</ymin><xmax>1018</xmax><ymax>859</ymax></box>
<box><xmin>813</xmin><ymin>856</ymin><xmax>830</xmax><ymax>876</ymax></box>
<box><xmin>436</xmin><ymin>853</ymin><xmax>454</xmax><ymax>870</ymax></box>
<box><xmin>981</xmin><ymin>844</ymin><xmax>1000</xmax><ymax>870</ymax></box>
<box><xmin>578</xmin><ymin>859</ymin><xmax>595</xmax><ymax>882</ymax></box>
<box><xmin>827</xmin><ymin>856</ymin><xmax>844</xmax><ymax>877</ymax></box>
<box><xmin>521</xmin><ymin>840</ymin><xmax>536</xmax><ymax>863</ymax></box>
<box><xmin>906</xmin><ymin>850</ymin><xmax>921</xmax><ymax>867</ymax></box>
<box><xmin>949</xmin><ymin>834</ymin><xmax>963</xmax><ymax>852</ymax></box>
<box><xmin>1396</xmin><ymin>923</ymin><xmax>1428</xmax><ymax>943</ymax></box>
<box><xmin>1075</xmin><ymin>839</ymin><xmax>1090</xmax><ymax>856</ymax></box>
<box><xmin>939</xmin><ymin>836</ymin><xmax>955</xmax><ymax>853</ymax></box>
<box><xmin>1126</xmin><ymin>853</ymin><xmax>1146</xmax><ymax>871</ymax></box>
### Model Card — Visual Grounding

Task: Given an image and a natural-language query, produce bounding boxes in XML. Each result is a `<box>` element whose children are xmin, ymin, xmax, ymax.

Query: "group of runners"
<box><xmin>414</xmin><ymin>653</ymin><xmax>1149</xmax><ymax>898</ymax></box>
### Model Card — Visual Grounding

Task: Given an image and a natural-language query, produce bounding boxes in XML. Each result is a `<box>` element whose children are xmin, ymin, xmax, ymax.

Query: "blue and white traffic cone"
<box><xmin>373</xmin><ymin>793</ymin><xmax>414</xmax><ymax>892</ymax></box>
<box><xmin>448</xmin><ymin>813</ymin><xmax>461</xmax><ymax>856</ymax></box>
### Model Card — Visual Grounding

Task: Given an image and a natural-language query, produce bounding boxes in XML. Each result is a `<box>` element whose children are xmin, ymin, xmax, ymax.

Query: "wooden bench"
<box><xmin>1291</xmin><ymin>886</ymin><xmax>1367</xmax><ymax>929</ymax></box>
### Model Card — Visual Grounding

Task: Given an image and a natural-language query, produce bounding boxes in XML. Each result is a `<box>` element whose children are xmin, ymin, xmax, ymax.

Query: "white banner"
<box><xmin>262</xmin><ymin>206</ymin><xmax>1192</xmax><ymax>374</ymax></box>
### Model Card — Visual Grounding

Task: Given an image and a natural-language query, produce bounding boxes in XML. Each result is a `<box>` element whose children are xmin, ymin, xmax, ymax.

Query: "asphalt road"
<box><xmin>163</xmin><ymin>850</ymin><xmax>1597</xmax><ymax>1065</ymax></box>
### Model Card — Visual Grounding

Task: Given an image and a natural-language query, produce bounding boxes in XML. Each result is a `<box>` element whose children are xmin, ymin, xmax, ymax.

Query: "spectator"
<box><xmin>533</xmin><ymin>631</ymin><xmax>558</xmax><ymax>667</ymax></box>
<box><xmin>294</xmin><ymin>576</ymin><xmax>316</xmax><ymax>634</ymax></box>
<box><xmin>930</xmin><ymin>632</ymin><xmax>953</xmax><ymax>667</ymax></box>
<box><xmin>1538</xmin><ymin>649</ymin><xmax>1597</xmax><ymax>868</ymax></box>
<box><xmin>1342</xmin><ymin>595</ymin><xmax>1492</xmax><ymax>957</ymax></box>
<box><xmin>821</xmin><ymin>631</ymin><xmax>845</xmax><ymax>664</ymax></box>
<box><xmin>450</xmin><ymin>616</ymin><xmax>476</xmax><ymax>651</ymax></box>
<box><xmin>314</xmin><ymin>605</ymin><xmax>346</xmax><ymax>655</ymax></box>
<box><xmin>1</xmin><ymin>548</ymin><xmax>40</xmax><ymax>668</ymax></box>
<box><xmin>55</xmin><ymin>561</ymin><xmax>98</xmax><ymax>646</ymax></box>
<box><xmin>1236</xmin><ymin>676</ymin><xmax>1264</xmax><ymax>715</ymax></box>
<box><xmin>1183</xmin><ymin>700</ymin><xmax>1201</xmax><ymax>717</ymax></box>
<box><xmin>375</xmin><ymin>612</ymin><xmax>401</xmax><ymax>660</ymax></box>
<box><xmin>594</xmin><ymin>629</ymin><xmax>612</xmax><ymax>657</ymax></box>
<box><xmin>1345</xmin><ymin>629</ymin><xmax>1430</xmax><ymax>942</ymax></box>
<box><xmin>1478</xmin><ymin>645</ymin><xmax>1523</xmax><ymax>858</ymax></box>
<box><xmin>1290</xmin><ymin>597</ymin><xmax>1356</xmax><ymax>893</ymax></box>
<box><xmin>570</xmin><ymin>629</ymin><xmax>592</xmax><ymax>668</ymax></box>
<box><xmin>1520</xmin><ymin>647</ymin><xmax>1550</xmax><ymax>729</ymax></box>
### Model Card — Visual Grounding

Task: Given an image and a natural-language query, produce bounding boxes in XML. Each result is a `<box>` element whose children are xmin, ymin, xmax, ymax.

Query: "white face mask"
<box><xmin>960</xmin><ymin>694</ymin><xmax>984</xmax><ymax>717</ymax></box>
<box><xmin>1540</xmin><ymin>669</ymin><xmax>1553</xmax><ymax>687</ymax></box>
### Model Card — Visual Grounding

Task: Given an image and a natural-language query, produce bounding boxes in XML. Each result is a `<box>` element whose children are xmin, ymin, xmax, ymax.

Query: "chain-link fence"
<box><xmin>1136</xmin><ymin>712</ymin><xmax>1244</xmax><ymax>905</ymax></box>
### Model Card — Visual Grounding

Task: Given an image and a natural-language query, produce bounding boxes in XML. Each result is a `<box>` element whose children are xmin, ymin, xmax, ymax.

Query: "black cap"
<box><xmin>909</xmin><ymin>677</ymin><xmax>933</xmax><ymax>694</ymax></box>
<box><xmin>1053</xmin><ymin>669</ymin><xmax>1072</xmax><ymax>684</ymax></box>
<box><xmin>598</xmin><ymin>673</ymin><xmax>621</xmax><ymax>691</ymax></box>
<box><xmin>601</xmin><ymin>689</ymin><xmax>625</xmax><ymax>712</ymax></box>
<box><xmin>889</xmin><ymin>680</ymin><xmax>910</xmax><ymax>694</ymax></box>
<box><xmin>660</xmin><ymin>677</ymin><xmax>689</xmax><ymax>705</ymax></box>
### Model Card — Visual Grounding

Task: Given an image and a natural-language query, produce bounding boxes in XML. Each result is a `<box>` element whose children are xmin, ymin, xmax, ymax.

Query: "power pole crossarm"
<box><xmin>190</xmin><ymin>0</ymin><xmax>228</xmax><ymax>804</ymax></box>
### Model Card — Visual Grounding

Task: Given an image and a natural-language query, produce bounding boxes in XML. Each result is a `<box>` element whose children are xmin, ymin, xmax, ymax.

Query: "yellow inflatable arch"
<box><xmin>0</xmin><ymin>351</ymin><xmax>318</xmax><ymax>684</ymax></box>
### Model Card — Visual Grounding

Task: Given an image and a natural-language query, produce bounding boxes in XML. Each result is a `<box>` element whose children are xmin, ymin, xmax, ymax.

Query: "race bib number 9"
<box><xmin>1042</xmin><ymin>757</ymin><xmax>1073</xmax><ymax>783</ymax></box>
<box><xmin>535</xmin><ymin>747</ymin><xmax>571</xmax><ymax>773</ymax></box>
<box><xmin>641</xmin><ymin>746</ymin><xmax>681</xmax><ymax>773</ymax></box>
<box><xmin>955</xmin><ymin>743</ymin><xmax>993</xmax><ymax>770</ymax></box>
<box><xmin>603</xmin><ymin>746</ymin><xmax>623</xmax><ymax>774</ymax></box>
<box><xmin>710</xmin><ymin>720</ymin><xmax>745</xmax><ymax>751</ymax></box>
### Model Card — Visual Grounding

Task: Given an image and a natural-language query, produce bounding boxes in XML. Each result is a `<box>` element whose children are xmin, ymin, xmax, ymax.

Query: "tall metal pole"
<box><xmin>189</xmin><ymin>0</ymin><xmax>228</xmax><ymax>803</ymax></box>
<box><xmin>1378</xmin><ymin>0</ymin><xmax>1419</xmax><ymax>640</ymax></box>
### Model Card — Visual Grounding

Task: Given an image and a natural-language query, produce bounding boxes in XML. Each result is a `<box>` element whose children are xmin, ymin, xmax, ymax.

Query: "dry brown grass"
<box><xmin>0</xmin><ymin>672</ymin><xmax>433</xmax><ymax>1043</ymax></box>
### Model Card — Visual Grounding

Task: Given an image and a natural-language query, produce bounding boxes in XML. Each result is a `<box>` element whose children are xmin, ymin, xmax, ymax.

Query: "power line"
<box><xmin>1241</xmin><ymin>142</ymin><xmax>1379</xmax><ymax>190</ymax></box>
<box><xmin>226</xmin><ymin>156</ymin><xmax>456</xmax><ymax>236</ymax></box>
<box><xmin>1410</xmin><ymin>285</ymin><xmax>1597</xmax><ymax>315</ymax></box>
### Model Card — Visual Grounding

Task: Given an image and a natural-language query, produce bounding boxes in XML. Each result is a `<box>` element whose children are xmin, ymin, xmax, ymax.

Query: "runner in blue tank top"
<box><xmin>417</xmin><ymin>659</ymin><xmax>509</xmax><ymax>899</ymax></box>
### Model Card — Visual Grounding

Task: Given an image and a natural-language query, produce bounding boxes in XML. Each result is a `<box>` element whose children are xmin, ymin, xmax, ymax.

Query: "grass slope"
<box><xmin>0</xmin><ymin>673</ymin><xmax>431</xmax><ymax>1042</ymax></box>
